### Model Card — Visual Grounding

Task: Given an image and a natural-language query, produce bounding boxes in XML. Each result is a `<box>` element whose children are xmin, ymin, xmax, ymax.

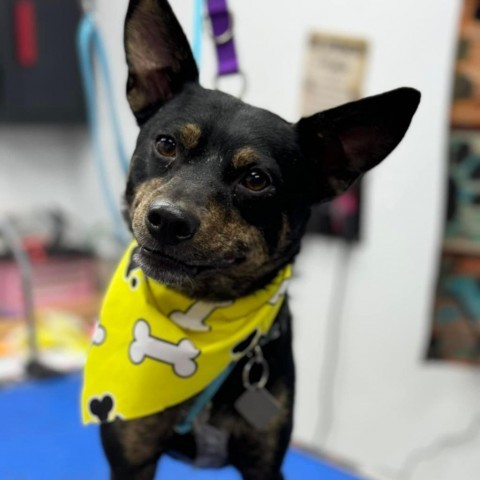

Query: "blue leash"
<box><xmin>77</xmin><ymin>13</ymin><xmax>129</xmax><ymax>244</ymax></box>
<box><xmin>192</xmin><ymin>0</ymin><xmax>204</xmax><ymax>65</ymax></box>
<box><xmin>175</xmin><ymin>362</ymin><xmax>236</xmax><ymax>435</ymax></box>
<box><xmin>77</xmin><ymin>15</ymin><xmax>129</xmax><ymax>174</ymax></box>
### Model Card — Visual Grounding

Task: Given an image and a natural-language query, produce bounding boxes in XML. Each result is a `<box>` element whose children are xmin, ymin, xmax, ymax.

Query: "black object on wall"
<box><xmin>0</xmin><ymin>0</ymin><xmax>86</xmax><ymax>123</ymax></box>
<box><xmin>307</xmin><ymin>184</ymin><xmax>362</xmax><ymax>243</ymax></box>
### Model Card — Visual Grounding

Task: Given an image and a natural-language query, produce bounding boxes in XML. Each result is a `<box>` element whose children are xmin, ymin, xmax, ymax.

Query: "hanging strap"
<box><xmin>206</xmin><ymin>0</ymin><xmax>238</xmax><ymax>75</ymax></box>
<box><xmin>206</xmin><ymin>0</ymin><xmax>246</xmax><ymax>98</ymax></box>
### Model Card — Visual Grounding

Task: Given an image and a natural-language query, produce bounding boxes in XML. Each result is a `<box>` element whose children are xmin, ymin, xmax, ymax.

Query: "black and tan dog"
<box><xmin>97</xmin><ymin>0</ymin><xmax>420</xmax><ymax>478</ymax></box>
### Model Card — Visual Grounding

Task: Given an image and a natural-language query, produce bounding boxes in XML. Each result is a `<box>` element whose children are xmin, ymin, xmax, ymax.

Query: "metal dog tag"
<box><xmin>234</xmin><ymin>387</ymin><xmax>281</xmax><ymax>431</ymax></box>
<box><xmin>234</xmin><ymin>345</ymin><xmax>281</xmax><ymax>431</ymax></box>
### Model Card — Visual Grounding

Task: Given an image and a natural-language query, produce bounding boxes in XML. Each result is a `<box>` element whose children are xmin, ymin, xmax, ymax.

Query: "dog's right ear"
<box><xmin>295</xmin><ymin>88</ymin><xmax>421</xmax><ymax>203</ymax></box>
<box><xmin>124</xmin><ymin>0</ymin><xmax>199</xmax><ymax>124</ymax></box>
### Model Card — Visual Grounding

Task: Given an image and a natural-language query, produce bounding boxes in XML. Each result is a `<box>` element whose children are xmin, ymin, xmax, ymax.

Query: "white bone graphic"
<box><xmin>268</xmin><ymin>279</ymin><xmax>290</xmax><ymax>306</ymax></box>
<box><xmin>170</xmin><ymin>300</ymin><xmax>233</xmax><ymax>331</ymax></box>
<box><xmin>129</xmin><ymin>320</ymin><xmax>200</xmax><ymax>377</ymax></box>
<box><xmin>92</xmin><ymin>324</ymin><xmax>106</xmax><ymax>345</ymax></box>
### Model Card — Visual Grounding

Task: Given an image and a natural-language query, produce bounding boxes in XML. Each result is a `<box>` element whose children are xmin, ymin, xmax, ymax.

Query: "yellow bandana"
<box><xmin>82</xmin><ymin>242</ymin><xmax>291</xmax><ymax>424</ymax></box>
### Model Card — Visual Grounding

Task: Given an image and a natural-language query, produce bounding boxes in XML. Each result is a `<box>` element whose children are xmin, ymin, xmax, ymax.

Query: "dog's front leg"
<box><xmin>100</xmin><ymin>410</ymin><xmax>180</xmax><ymax>480</ymax></box>
<box><xmin>228</xmin><ymin>413</ymin><xmax>292</xmax><ymax>480</ymax></box>
<box><xmin>226</xmin><ymin>384</ymin><xmax>293</xmax><ymax>480</ymax></box>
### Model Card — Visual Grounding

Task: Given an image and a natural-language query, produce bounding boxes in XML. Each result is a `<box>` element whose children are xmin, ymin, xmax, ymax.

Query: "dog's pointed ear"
<box><xmin>295</xmin><ymin>87</ymin><xmax>421</xmax><ymax>202</ymax></box>
<box><xmin>124</xmin><ymin>0</ymin><xmax>199</xmax><ymax>124</ymax></box>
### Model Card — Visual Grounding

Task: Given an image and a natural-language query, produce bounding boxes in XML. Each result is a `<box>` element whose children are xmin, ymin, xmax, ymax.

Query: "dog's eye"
<box><xmin>155</xmin><ymin>136</ymin><xmax>177</xmax><ymax>158</ymax></box>
<box><xmin>241</xmin><ymin>169</ymin><xmax>271</xmax><ymax>192</ymax></box>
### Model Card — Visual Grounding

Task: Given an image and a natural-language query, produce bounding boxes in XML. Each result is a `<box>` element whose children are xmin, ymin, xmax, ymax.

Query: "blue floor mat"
<box><xmin>0</xmin><ymin>374</ymin><xmax>361</xmax><ymax>479</ymax></box>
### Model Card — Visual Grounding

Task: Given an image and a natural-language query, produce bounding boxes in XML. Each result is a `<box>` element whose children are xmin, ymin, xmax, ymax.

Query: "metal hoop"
<box><xmin>242</xmin><ymin>347</ymin><xmax>269</xmax><ymax>391</ymax></box>
<box><xmin>214</xmin><ymin>71</ymin><xmax>248</xmax><ymax>99</ymax></box>
<box><xmin>206</xmin><ymin>11</ymin><xmax>235</xmax><ymax>46</ymax></box>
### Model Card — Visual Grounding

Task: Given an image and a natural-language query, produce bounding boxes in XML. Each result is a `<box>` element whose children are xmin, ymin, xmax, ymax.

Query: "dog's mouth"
<box><xmin>135</xmin><ymin>245</ymin><xmax>245</xmax><ymax>279</ymax></box>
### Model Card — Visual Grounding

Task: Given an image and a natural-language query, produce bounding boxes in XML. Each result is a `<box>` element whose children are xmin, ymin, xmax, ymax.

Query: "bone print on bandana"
<box><xmin>92</xmin><ymin>323</ymin><xmax>107</xmax><ymax>346</ymax></box>
<box><xmin>89</xmin><ymin>394</ymin><xmax>115</xmax><ymax>423</ymax></box>
<box><xmin>268</xmin><ymin>279</ymin><xmax>289</xmax><ymax>305</ymax></box>
<box><xmin>169</xmin><ymin>300</ymin><xmax>233</xmax><ymax>332</ymax></box>
<box><xmin>129</xmin><ymin>319</ymin><xmax>200</xmax><ymax>377</ymax></box>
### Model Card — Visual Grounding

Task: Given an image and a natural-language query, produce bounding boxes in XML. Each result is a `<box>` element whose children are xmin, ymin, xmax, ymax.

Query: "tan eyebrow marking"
<box><xmin>232</xmin><ymin>147</ymin><xmax>260</xmax><ymax>169</ymax></box>
<box><xmin>179</xmin><ymin>123</ymin><xmax>201</xmax><ymax>149</ymax></box>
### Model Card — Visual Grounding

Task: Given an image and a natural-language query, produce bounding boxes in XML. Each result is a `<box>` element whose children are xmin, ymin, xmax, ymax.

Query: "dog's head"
<box><xmin>123</xmin><ymin>0</ymin><xmax>420</xmax><ymax>300</ymax></box>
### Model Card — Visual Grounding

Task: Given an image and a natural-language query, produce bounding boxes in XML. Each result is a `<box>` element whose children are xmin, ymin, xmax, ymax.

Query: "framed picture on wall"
<box><xmin>428</xmin><ymin>0</ymin><xmax>480</xmax><ymax>364</ymax></box>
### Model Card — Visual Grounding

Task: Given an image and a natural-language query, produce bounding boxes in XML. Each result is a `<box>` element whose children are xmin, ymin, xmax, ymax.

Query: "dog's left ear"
<box><xmin>124</xmin><ymin>0</ymin><xmax>199</xmax><ymax>124</ymax></box>
<box><xmin>295</xmin><ymin>87</ymin><xmax>421</xmax><ymax>202</ymax></box>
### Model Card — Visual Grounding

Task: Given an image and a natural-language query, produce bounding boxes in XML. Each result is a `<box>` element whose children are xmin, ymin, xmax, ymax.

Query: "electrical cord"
<box><xmin>0</xmin><ymin>219</ymin><xmax>37</xmax><ymax>361</ymax></box>
<box><xmin>0</xmin><ymin>218</ymin><xmax>59</xmax><ymax>378</ymax></box>
<box><xmin>396</xmin><ymin>410</ymin><xmax>480</xmax><ymax>480</ymax></box>
<box><xmin>304</xmin><ymin>232</ymin><xmax>480</xmax><ymax>479</ymax></box>
<box><xmin>313</xmin><ymin>240</ymin><xmax>354</xmax><ymax>446</ymax></box>
<box><xmin>310</xmin><ymin>241</ymin><xmax>480</xmax><ymax>479</ymax></box>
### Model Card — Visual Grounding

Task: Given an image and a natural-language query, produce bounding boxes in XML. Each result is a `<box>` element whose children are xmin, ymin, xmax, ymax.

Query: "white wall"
<box><xmin>4</xmin><ymin>1</ymin><xmax>479</xmax><ymax>479</ymax></box>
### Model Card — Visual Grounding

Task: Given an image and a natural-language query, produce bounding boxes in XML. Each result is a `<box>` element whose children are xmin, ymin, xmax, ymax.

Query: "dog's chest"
<box><xmin>166</xmin><ymin>403</ymin><xmax>230</xmax><ymax>468</ymax></box>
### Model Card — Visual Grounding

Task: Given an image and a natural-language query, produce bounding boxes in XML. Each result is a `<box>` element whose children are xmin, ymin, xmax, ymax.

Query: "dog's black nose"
<box><xmin>146</xmin><ymin>200</ymin><xmax>199</xmax><ymax>245</ymax></box>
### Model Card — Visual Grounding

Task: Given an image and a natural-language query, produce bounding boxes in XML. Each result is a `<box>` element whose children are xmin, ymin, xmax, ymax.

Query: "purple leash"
<box><xmin>206</xmin><ymin>0</ymin><xmax>246</xmax><ymax>97</ymax></box>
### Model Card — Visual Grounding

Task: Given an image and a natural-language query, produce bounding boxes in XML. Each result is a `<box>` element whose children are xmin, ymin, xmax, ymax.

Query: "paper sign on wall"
<box><xmin>300</xmin><ymin>33</ymin><xmax>369</xmax><ymax>241</ymax></box>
